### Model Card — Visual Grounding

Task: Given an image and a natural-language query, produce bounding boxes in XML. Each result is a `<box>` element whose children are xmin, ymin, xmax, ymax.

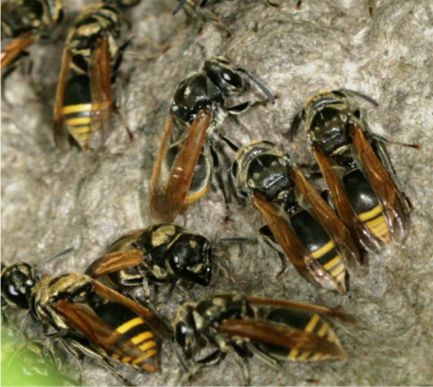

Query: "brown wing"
<box><xmin>219</xmin><ymin>318</ymin><xmax>347</xmax><ymax>359</ymax></box>
<box><xmin>86</xmin><ymin>250</ymin><xmax>144</xmax><ymax>278</ymax></box>
<box><xmin>53</xmin><ymin>299</ymin><xmax>163</xmax><ymax>369</ymax></box>
<box><xmin>88</xmin><ymin>37</ymin><xmax>113</xmax><ymax>150</ymax></box>
<box><xmin>91</xmin><ymin>280</ymin><xmax>172</xmax><ymax>339</ymax></box>
<box><xmin>1</xmin><ymin>33</ymin><xmax>34</xmax><ymax>71</ymax></box>
<box><xmin>251</xmin><ymin>192</ymin><xmax>319</xmax><ymax>283</ymax></box>
<box><xmin>312</xmin><ymin>145</ymin><xmax>373</xmax><ymax>251</ymax></box>
<box><xmin>289</xmin><ymin>165</ymin><xmax>362</xmax><ymax>264</ymax></box>
<box><xmin>150</xmin><ymin>115</ymin><xmax>175</xmax><ymax>221</ymax></box>
<box><xmin>244</xmin><ymin>295</ymin><xmax>355</xmax><ymax>323</ymax></box>
<box><xmin>350</xmin><ymin>124</ymin><xmax>410</xmax><ymax>242</ymax></box>
<box><xmin>150</xmin><ymin>110</ymin><xmax>211</xmax><ymax>223</ymax></box>
<box><xmin>53</xmin><ymin>47</ymin><xmax>72</xmax><ymax>150</ymax></box>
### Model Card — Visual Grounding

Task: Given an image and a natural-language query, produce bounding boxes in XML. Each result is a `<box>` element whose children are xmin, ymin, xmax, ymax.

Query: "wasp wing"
<box><xmin>150</xmin><ymin>110</ymin><xmax>211</xmax><ymax>223</ymax></box>
<box><xmin>219</xmin><ymin>318</ymin><xmax>347</xmax><ymax>359</ymax></box>
<box><xmin>289</xmin><ymin>165</ymin><xmax>362</xmax><ymax>264</ymax></box>
<box><xmin>312</xmin><ymin>145</ymin><xmax>373</xmax><ymax>251</ymax></box>
<box><xmin>85</xmin><ymin>250</ymin><xmax>144</xmax><ymax>278</ymax></box>
<box><xmin>1</xmin><ymin>33</ymin><xmax>34</xmax><ymax>71</ymax></box>
<box><xmin>53</xmin><ymin>47</ymin><xmax>72</xmax><ymax>150</ymax></box>
<box><xmin>350</xmin><ymin>124</ymin><xmax>410</xmax><ymax>243</ymax></box>
<box><xmin>88</xmin><ymin>37</ymin><xmax>113</xmax><ymax>150</ymax></box>
<box><xmin>53</xmin><ymin>280</ymin><xmax>171</xmax><ymax>371</ymax></box>
<box><xmin>251</xmin><ymin>192</ymin><xmax>324</xmax><ymax>286</ymax></box>
<box><xmin>244</xmin><ymin>295</ymin><xmax>355</xmax><ymax>323</ymax></box>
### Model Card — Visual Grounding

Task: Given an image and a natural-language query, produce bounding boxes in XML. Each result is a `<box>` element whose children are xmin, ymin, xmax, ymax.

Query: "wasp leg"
<box><xmin>67</xmin><ymin>338</ymin><xmax>135</xmax><ymax>386</ymax></box>
<box><xmin>259</xmin><ymin>225</ymin><xmax>289</xmax><ymax>278</ymax></box>
<box><xmin>228</xmin><ymin>345</ymin><xmax>251</xmax><ymax>386</ymax></box>
<box><xmin>246</xmin><ymin>342</ymin><xmax>281</xmax><ymax>369</ymax></box>
<box><xmin>196</xmin><ymin>8</ymin><xmax>231</xmax><ymax>36</ymax></box>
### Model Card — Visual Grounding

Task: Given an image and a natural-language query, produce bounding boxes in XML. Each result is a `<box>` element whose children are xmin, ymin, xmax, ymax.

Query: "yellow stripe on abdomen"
<box><xmin>62</xmin><ymin>103</ymin><xmax>92</xmax><ymax>115</ymax></box>
<box><xmin>116</xmin><ymin>317</ymin><xmax>145</xmax><ymax>334</ymax></box>
<box><xmin>288</xmin><ymin>314</ymin><xmax>321</xmax><ymax>361</ymax></box>
<box><xmin>358</xmin><ymin>205</ymin><xmax>391</xmax><ymax>243</ymax></box>
<box><xmin>311</xmin><ymin>240</ymin><xmax>335</xmax><ymax>259</ymax></box>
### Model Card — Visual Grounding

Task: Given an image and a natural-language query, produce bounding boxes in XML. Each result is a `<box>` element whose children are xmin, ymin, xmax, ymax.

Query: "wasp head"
<box><xmin>168</xmin><ymin>234</ymin><xmax>212</xmax><ymax>286</ymax></box>
<box><xmin>1</xmin><ymin>263</ymin><xmax>36</xmax><ymax>309</ymax></box>
<box><xmin>233</xmin><ymin>141</ymin><xmax>294</xmax><ymax>203</ymax></box>
<box><xmin>174</xmin><ymin>304</ymin><xmax>201</xmax><ymax>360</ymax></box>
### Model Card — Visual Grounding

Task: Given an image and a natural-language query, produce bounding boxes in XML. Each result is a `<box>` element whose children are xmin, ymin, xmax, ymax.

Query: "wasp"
<box><xmin>290</xmin><ymin>89</ymin><xmax>414</xmax><ymax>254</ymax></box>
<box><xmin>150</xmin><ymin>56</ymin><xmax>274</xmax><ymax>223</ymax></box>
<box><xmin>1</xmin><ymin>0</ymin><xmax>63</xmax><ymax>73</ymax></box>
<box><xmin>231</xmin><ymin>141</ymin><xmax>361</xmax><ymax>293</ymax></box>
<box><xmin>53</xmin><ymin>1</ymin><xmax>136</xmax><ymax>150</ymax></box>
<box><xmin>1</xmin><ymin>261</ymin><xmax>171</xmax><ymax>382</ymax></box>
<box><xmin>174</xmin><ymin>293</ymin><xmax>353</xmax><ymax>384</ymax></box>
<box><xmin>86</xmin><ymin>224</ymin><xmax>212</xmax><ymax>300</ymax></box>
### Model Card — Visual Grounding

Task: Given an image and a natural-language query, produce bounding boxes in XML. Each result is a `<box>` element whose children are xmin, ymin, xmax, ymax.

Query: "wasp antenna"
<box><xmin>172</xmin><ymin>0</ymin><xmax>189</xmax><ymax>15</ymax></box>
<box><xmin>338</xmin><ymin>88</ymin><xmax>379</xmax><ymax>107</ymax></box>
<box><xmin>36</xmin><ymin>246</ymin><xmax>76</xmax><ymax>271</ymax></box>
<box><xmin>217</xmin><ymin>133</ymin><xmax>241</xmax><ymax>152</ymax></box>
<box><xmin>238</xmin><ymin>68</ymin><xmax>275</xmax><ymax>104</ymax></box>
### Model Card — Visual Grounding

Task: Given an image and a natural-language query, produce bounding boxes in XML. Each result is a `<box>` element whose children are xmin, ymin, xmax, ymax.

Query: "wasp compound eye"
<box><xmin>1</xmin><ymin>263</ymin><xmax>36</xmax><ymax>309</ymax></box>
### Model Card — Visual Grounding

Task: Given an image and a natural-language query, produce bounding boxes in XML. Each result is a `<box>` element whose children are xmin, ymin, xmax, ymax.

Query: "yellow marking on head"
<box><xmin>131</xmin><ymin>349</ymin><xmax>158</xmax><ymax>366</ymax></box>
<box><xmin>305</xmin><ymin>314</ymin><xmax>321</xmax><ymax>333</ymax></box>
<box><xmin>139</xmin><ymin>340</ymin><xmax>157</xmax><ymax>352</ymax></box>
<box><xmin>62</xmin><ymin>103</ymin><xmax>92</xmax><ymax>115</ymax></box>
<box><xmin>116</xmin><ymin>317</ymin><xmax>145</xmax><ymax>334</ymax></box>
<box><xmin>323</xmin><ymin>255</ymin><xmax>341</xmax><ymax>271</ymax></box>
<box><xmin>358</xmin><ymin>205</ymin><xmax>382</xmax><ymax>222</ymax></box>
<box><xmin>122</xmin><ymin>356</ymin><xmax>132</xmax><ymax>364</ymax></box>
<box><xmin>65</xmin><ymin>116</ymin><xmax>92</xmax><ymax>126</ymax></box>
<box><xmin>331</xmin><ymin>263</ymin><xmax>345</xmax><ymax>279</ymax></box>
<box><xmin>131</xmin><ymin>331</ymin><xmax>154</xmax><ymax>345</ymax></box>
<box><xmin>311</xmin><ymin>240</ymin><xmax>335</xmax><ymax>259</ymax></box>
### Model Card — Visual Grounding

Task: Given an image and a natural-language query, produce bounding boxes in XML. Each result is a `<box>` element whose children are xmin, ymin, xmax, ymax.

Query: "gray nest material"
<box><xmin>2</xmin><ymin>0</ymin><xmax>433</xmax><ymax>385</ymax></box>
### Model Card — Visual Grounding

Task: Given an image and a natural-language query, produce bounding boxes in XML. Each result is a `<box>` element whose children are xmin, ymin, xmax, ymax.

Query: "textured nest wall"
<box><xmin>2</xmin><ymin>0</ymin><xmax>433</xmax><ymax>385</ymax></box>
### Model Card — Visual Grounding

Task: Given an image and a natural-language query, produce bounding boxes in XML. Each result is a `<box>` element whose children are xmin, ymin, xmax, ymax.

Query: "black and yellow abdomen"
<box><xmin>62</xmin><ymin>74</ymin><xmax>94</xmax><ymax>149</ymax></box>
<box><xmin>94</xmin><ymin>301</ymin><xmax>158</xmax><ymax>369</ymax></box>
<box><xmin>343</xmin><ymin>169</ymin><xmax>391</xmax><ymax>243</ymax></box>
<box><xmin>255</xmin><ymin>307</ymin><xmax>344</xmax><ymax>362</ymax></box>
<box><xmin>291</xmin><ymin>210</ymin><xmax>346</xmax><ymax>289</ymax></box>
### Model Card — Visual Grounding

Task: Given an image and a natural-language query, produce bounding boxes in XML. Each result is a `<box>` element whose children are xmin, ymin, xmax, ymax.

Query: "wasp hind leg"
<box><xmin>66</xmin><ymin>338</ymin><xmax>135</xmax><ymax>386</ymax></box>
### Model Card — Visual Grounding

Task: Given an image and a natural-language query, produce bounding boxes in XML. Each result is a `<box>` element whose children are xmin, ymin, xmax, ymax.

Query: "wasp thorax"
<box><xmin>1</xmin><ymin>263</ymin><xmax>36</xmax><ymax>309</ymax></box>
<box><xmin>171</xmin><ymin>74</ymin><xmax>218</xmax><ymax>125</ymax></box>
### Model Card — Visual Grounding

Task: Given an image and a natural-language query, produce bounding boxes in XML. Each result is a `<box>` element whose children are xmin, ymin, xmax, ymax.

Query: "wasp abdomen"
<box><xmin>291</xmin><ymin>210</ymin><xmax>346</xmax><ymax>286</ymax></box>
<box><xmin>258</xmin><ymin>308</ymin><xmax>341</xmax><ymax>362</ymax></box>
<box><xmin>343</xmin><ymin>169</ymin><xmax>391</xmax><ymax>243</ymax></box>
<box><xmin>93</xmin><ymin>301</ymin><xmax>158</xmax><ymax>369</ymax></box>
<box><xmin>62</xmin><ymin>74</ymin><xmax>94</xmax><ymax>148</ymax></box>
